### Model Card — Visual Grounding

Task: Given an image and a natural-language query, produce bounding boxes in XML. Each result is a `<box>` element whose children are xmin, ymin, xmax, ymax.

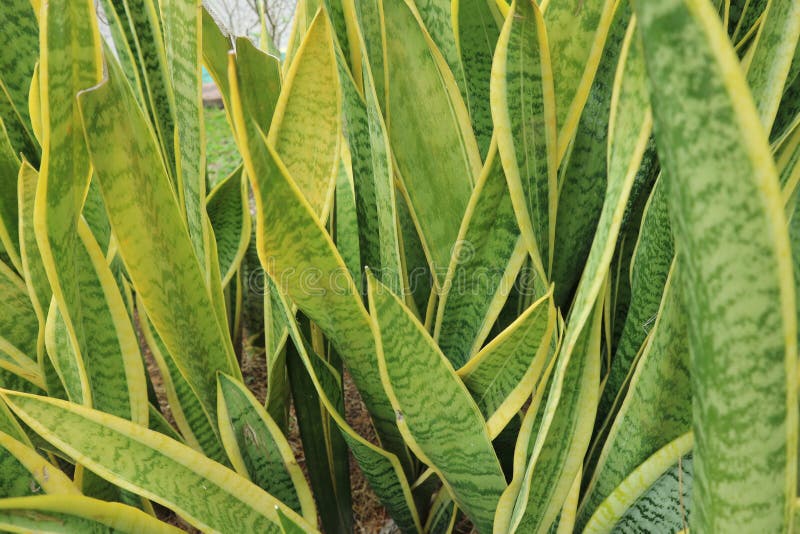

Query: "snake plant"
<box><xmin>0</xmin><ymin>0</ymin><xmax>797</xmax><ymax>532</ymax></box>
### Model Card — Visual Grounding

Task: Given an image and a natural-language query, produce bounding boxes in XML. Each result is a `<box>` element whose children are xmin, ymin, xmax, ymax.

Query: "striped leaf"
<box><xmin>104</xmin><ymin>0</ymin><xmax>178</xmax><ymax>183</ymax></box>
<box><xmin>595</xmin><ymin>177</ymin><xmax>673</xmax><ymax>429</ymax></box>
<box><xmin>137</xmin><ymin>303</ymin><xmax>226</xmax><ymax>463</ymax></box>
<box><xmin>44</xmin><ymin>302</ymin><xmax>84</xmax><ymax>403</ymax></box>
<box><xmin>425</xmin><ymin>489</ymin><xmax>458</xmax><ymax>534</ymax></box>
<box><xmin>579</xmin><ymin>266</ymin><xmax>690</xmax><ymax>527</ymax></box>
<box><xmin>335</xmin><ymin>157</ymin><xmax>362</xmax><ymax>288</ymax></box>
<box><xmin>457</xmin><ymin>287</ymin><xmax>556</xmax><ymax>437</ymax></box>
<box><xmin>160</xmin><ymin>0</ymin><xmax>206</xmax><ymax>265</ymax></box>
<box><xmin>263</xmin><ymin>273</ymin><xmax>290</xmax><ymax>428</ymax></box>
<box><xmin>337</xmin><ymin>36</ymin><xmax>403</xmax><ymax>296</ymax></box>
<box><xmin>0</xmin><ymin>260</ymin><xmax>40</xmax><ymax>386</ymax></box>
<box><xmin>78</xmin><ymin>46</ymin><xmax>240</xmax><ymax>430</ymax></box>
<box><xmin>268</xmin><ymin>9</ymin><xmax>340</xmax><ymax>220</ymax></box>
<box><xmin>491</xmin><ymin>0</ymin><xmax>557</xmax><ymax>280</ymax></box>
<box><xmin>207</xmin><ymin>164</ymin><xmax>251</xmax><ymax>287</ymax></box>
<box><xmin>582</xmin><ymin>433</ymin><xmax>693</xmax><ymax>533</ymax></box>
<box><xmin>285</xmin><ymin>328</ymin><xmax>353</xmax><ymax>534</ymax></box>
<box><xmin>743</xmin><ymin>0</ymin><xmax>800</xmax><ymax>130</ymax></box>
<box><xmin>0</xmin><ymin>495</ymin><xmax>182</xmax><ymax>533</ymax></box>
<box><xmin>0</xmin><ymin>0</ymin><xmax>39</xmax><ymax>164</ymax></box>
<box><xmin>202</xmin><ymin>8</ymin><xmax>234</xmax><ymax>115</ymax></box>
<box><xmin>383</xmin><ymin>0</ymin><xmax>480</xmax><ymax>281</ymax></box>
<box><xmin>0</xmin><ymin>430</ymin><xmax>79</xmax><ymax>497</ymax></box>
<box><xmin>456</xmin><ymin>0</ymin><xmax>502</xmax><ymax>158</ymax></box>
<box><xmin>232</xmin><ymin>37</ymin><xmax>282</xmax><ymax>143</ymax></box>
<box><xmin>610</xmin><ymin>455</ymin><xmax>693</xmax><ymax>533</ymax></box>
<box><xmin>0</xmin><ymin>121</ymin><xmax>21</xmax><ymax>272</ymax></box>
<box><xmin>351</xmin><ymin>0</ymin><xmax>386</xmax><ymax>110</ymax></box>
<box><xmin>549</xmin><ymin>2</ymin><xmax>630</xmax><ymax>307</ymax></box>
<box><xmin>434</xmin><ymin>137</ymin><xmax>527</xmax><ymax>367</ymax></box>
<box><xmin>216</xmin><ymin>373</ymin><xmax>316</xmax><ymax>523</ymax></box>
<box><xmin>412</xmin><ymin>0</ymin><xmax>467</xmax><ymax>99</ymax></box>
<box><xmin>368</xmin><ymin>272</ymin><xmax>507</xmax><ymax>532</ymax></box>
<box><xmin>271</xmin><ymin>281</ymin><xmax>422</xmax><ymax>533</ymax></box>
<box><xmin>17</xmin><ymin>162</ymin><xmax>50</xmax><ymax>325</ymax></box>
<box><xmin>636</xmin><ymin>0</ymin><xmax>797</xmax><ymax>529</ymax></box>
<box><xmin>543</xmin><ymin>0</ymin><xmax>619</xmax><ymax>162</ymax></box>
<box><xmin>501</xmin><ymin>16</ymin><xmax>652</xmax><ymax>531</ymax></box>
<box><xmin>500</xmin><ymin>297</ymin><xmax>602</xmax><ymax>534</ymax></box>
<box><xmin>0</xmin><ymin>391</ymin><xmax>317</xmax><ymax>534</ymax></box>
<box><xmin>229</xmin><ymin>65</ymin><xmax>412</xmax><ymax>469</ymax></box>
<box><xmin>37</xmin><ymin>0</ymin><xmax>148</xmax><ymax>423</ymax></box>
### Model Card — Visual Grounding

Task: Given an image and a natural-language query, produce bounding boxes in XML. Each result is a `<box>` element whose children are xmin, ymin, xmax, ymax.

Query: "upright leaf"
<box><xmin>78</xmin><ymin>50</ymin><xmax>240</xmax><ymax>431</ymax></box>
<box><xmin>383</xmin><ymin>0</ymin><xmax>480</xmax><ymax>282</ymax></box>
<box><xmin>543</xmin><ymin>0</ymin><xmax>619</xmax><ymax>161</ymax></box>
<box><xmin>217</xmin><ymin>373</ymin><xmax>316</xmax><ymax>524</ymax></box>
<box><xmin>229</xmin><ymin>59</ymin><xmax>411</xmax><ymax>466</ymax></box>
<box><xmin>268</xmin><ymin>10</ymin><xmax>341</xmax><ymax>220</ymax></box>
<box><xmin>579</xmin><ymin>268</ymin><xmax>690</xmax><ymax>527</ymax></box>
<box><xmin>457</xmin><ymin>288</ymin><xmax>556</xmax><ymax>437</ymax></box>
<box><xmin>637</xmin><ymin>0</ymin><xmax>798</xmax><ymax>529</ymax></box>
<box><xmin>368</xmin><ymin>273</ymin><xmax>507</xmax><ymax>532</ymax></box>
<box><xmin>160</xmin><ymin>0</ymin><xmax>207</xmax><ymax>264</ymax></box>
<box><xmin>207</xmin><ymin>165</ymin><xmax>251</xmax><ymax>287</ymax></box>
<box><xmin>491</xmin><ymin>0</ymin><xmax>557</xmax><ymax>281</ymax></box>
<box><xmin>435</xmin><ymin>138</ymin><xmax>527</xmax><ymax>367</ymax></box>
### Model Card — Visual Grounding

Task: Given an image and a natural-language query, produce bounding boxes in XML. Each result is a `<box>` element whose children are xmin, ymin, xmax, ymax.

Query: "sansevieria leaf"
<box><xmin>549</xmin><ymin>1</ymin><xmax>630</xmax><ymax>308</ymax></box>
<box><xmin>435</xmin><ymin>137</ymin><xmax>526</xmax><ymax>367</ymax></box>
<box><xmin>457</xmin><ymin>287</ymin><xmax>556</xmax><ymax>437</ymax></box>
<box><xmin>0</xmin><ymin>390</ymin><xmax>316</xmax><ymax>534</ymax></box>
<box><xmin>207</xmin><ymin>164</ymin><xmax>251</xmax><ymax>287</ymax></box>
<box><xmin>543</xmin><ymin>0</ymin><xmax>619</xmax><ymax>162</ymax></box>
<box><xmin>579</xmin><ymin>266</ymin><xmax>689</xmax><ymax>528</ymax></box>
<box><xmin>491</xmin><ymin>0</ymin><xmax>557</xmax><ymax>281</ymax></box>
<box><xmin>160</xmin><ymin>0</ymin><xmax>207</xmax><ymax>266</ymax></box>
<box><xmin>271</xmin><ymin>280</ymin><xmax>422</xmax><ymax>533</ymax></box>
<box><xmin>229</xmin><ymin>60</ymin><xmax>412</xmax><ymax>470</ymax></box>
<box><xmin>216</xmin><ymin>372</ymin><xmax>316</xmax><ymax>523</ymax></box>
<box><xmin>383</xmin><ymin>0</ymin><xmax>480</xmax><ymax>282</ymax></box>
<box><xmin>37</xmin><ymin>0</ymin><xmax>148</xmax><ymax>423</ymax></box>
<box><xmin>0</xmin><ymin>495</ymin><xmax>182</xmax><ymax>533</ymax></box>
<box><xmin>268</xmin><ymin>8</ymin><xmax>341</xmax><ymax>220</ymax></box>
<box><xmin>0</xmin><ymin>429</ymin><xmax>79</xmax><ymax>497</ymax></box>
<box><xmin>636</xmin><ymin>0</ymin><xmax>798</xmax><ymax>530</ymax></box>
<box><xmin>582</xmin><ymin>433</ymin><xmax>693</xmax><ymax>533</ymax></box>
<box><xmin>78</xmin><ymin>47</ymin><xmax>240</xmax><ymax>431</ymax></box>
<box><xmin>500</xmin><ymin>15</ymin><xmax>652</xmax><ymax>531</ymax></box>
<box><xmin>368</xmin><ymin>272</ymin><xmax>507</xmax><ymax>532</ymax></box>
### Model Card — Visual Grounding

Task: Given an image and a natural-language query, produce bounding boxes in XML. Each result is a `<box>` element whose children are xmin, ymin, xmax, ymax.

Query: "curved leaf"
<box><xmin>0</xmin><ymin>495</ymin><xmax>182</xmax><ymax>533</ymax></box>
<box><xmin>78</xmin><ymin>45</ymin><xmax>240</xmax><ymax>430</ymax></box>
<box><xmin>207</xmin><ymin>165</ymin><xmax>251</xmax><ymax>287</ymax></box>
<box><xmin>383</xmin><ymin>0</ymin><xmax>480</xmax><ymax>281</ymax></box>
<box><xmin>0</xmin><ymin>391</ymin><xmax>316</xmax><ymax>534</ymax></box>
<box><xmin>582</xmin><ymin>433</ymin><xmax>693</xmax><ymax>533</ymax></box>
<box><xmin>435</xmin><ymin>137</ymin><xmax>527</xmax><ymax>367</ymax></box>
<box><xmin>268</xmin><ymin>10</ymin><xmax>341</xmax><ymax>220</ymax></box>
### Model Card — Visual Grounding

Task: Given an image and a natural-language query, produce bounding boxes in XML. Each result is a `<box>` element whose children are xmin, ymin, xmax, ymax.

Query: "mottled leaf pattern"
<box><xmin>368</xmin><ymin>273</ymin><xmax>507</xmax><ymax>532</ymax></box>
<box><xmin>637</xmin><ymin>0</ymin><xmax>797</xmax><ymax>530</ymax></box>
